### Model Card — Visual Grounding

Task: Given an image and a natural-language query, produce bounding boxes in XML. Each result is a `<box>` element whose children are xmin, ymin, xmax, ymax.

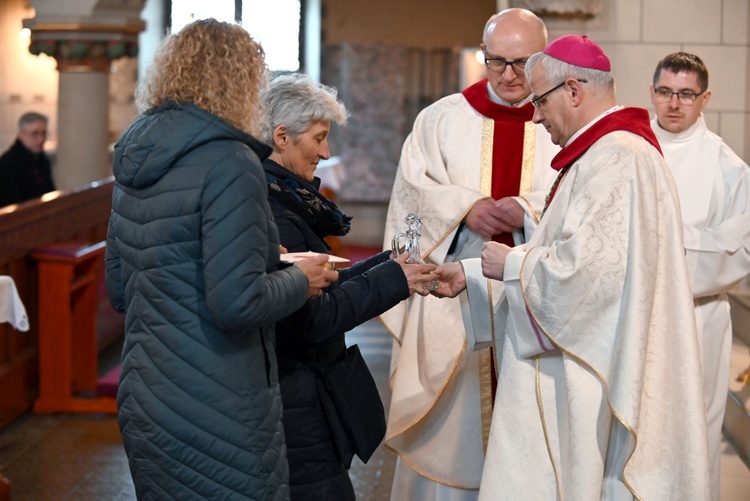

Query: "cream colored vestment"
<box><xmin>382</xmin><ymin>88</ymin><xmax>558</xmax><ymax>495</ymax></box>
<box><xmin>652</xmin><ymin>114</ymin><xmax>750</xmax><ymax>500</ymax></box>
<box><xmin>462</xmin><ymin>127</ymin><xmax>711</xmax><ymax>500</ymax></box>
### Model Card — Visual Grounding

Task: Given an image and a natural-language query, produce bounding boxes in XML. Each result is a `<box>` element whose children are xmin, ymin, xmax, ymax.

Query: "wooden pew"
<box><xmin>0</xmin><ymin>178</ymin><xmax>121</xmax><ymax>431</ymax></box>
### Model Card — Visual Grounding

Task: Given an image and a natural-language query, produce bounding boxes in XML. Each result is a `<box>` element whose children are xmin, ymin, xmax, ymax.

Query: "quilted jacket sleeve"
<box><xmin>277</xmin><ymin>256</ymin><xmax>409</xmax><ymax>345</ymax></box>
<box><xmin>336</xmin><ymin>250</ymin><xmax>391</xmax><ymax>283</ymax></box>
<box><xmin>105</xmin><ymin>210</ymin><xmax>125</xmax><ymax>313</ymax></box>
<box><xmin>202</xmin><ymin>147</ymin><xmax>309</xmax><ymax>333</ymax></box>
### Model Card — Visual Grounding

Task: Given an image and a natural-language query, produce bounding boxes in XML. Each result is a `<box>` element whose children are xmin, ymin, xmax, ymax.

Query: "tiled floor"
<box><xmin>0</xmin><ymin>319</ymin><xmax>399</xmax><ymax>501</ymax></box>
<box><xmin>0</xmin><ymin>318</ymin><xmax>748</xmax><ymax>500</ymax></box>
<box><xmin>722</xmin><ymin>335</ymin><xmax>750</xmax><ymax>500</ymax></box>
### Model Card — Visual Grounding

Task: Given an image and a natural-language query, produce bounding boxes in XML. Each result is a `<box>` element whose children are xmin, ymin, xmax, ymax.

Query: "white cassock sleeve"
<box><xmin>682</xmin><ymin>167</ymin><xmax>750</xmax><ymax>298</ymax></box>
<box><xmin>460</xmin><ymin>251</ymin><xmax>555</xmax><ymax>356</ymax></box>
<box><xmin>502</xmin><ymin>250</ymin><xmax>555</xmax><ymax>358</ymax></box>
<box><xmin>459</xmin><ymin>258</ymin><xmax>494</xmax><ymax>351</ymax></box>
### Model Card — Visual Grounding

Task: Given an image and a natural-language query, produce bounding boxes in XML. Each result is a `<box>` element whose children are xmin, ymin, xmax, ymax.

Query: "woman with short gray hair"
<box><xmin>262</xmin><ymin>73</ymin><xmax>438</xmax><ymax>500</ymax></box>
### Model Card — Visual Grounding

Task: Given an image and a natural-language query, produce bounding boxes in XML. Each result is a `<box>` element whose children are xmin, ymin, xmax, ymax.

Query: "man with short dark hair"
<box><xmin>650</xmin><ymin>51</ymin><xmax>750</xmax><ymax>501</ymax></box>
<box><xmin>0</xmin><ymin>112</ymin><xmax>56</xmax><ymax>206</ymax></box>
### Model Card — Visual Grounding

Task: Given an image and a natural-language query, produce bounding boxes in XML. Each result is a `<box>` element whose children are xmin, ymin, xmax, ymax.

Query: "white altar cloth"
<box><xmin>0</xmin><ymin>276</ymin><xmax>29</xmax><ymax>331</ymax></box>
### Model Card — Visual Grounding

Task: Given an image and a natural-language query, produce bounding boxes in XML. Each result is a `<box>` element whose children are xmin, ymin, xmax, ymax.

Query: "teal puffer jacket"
<box><xmin>106</xmin><ymin>101</ymin><xmax>308</xmax><ymax>500</ymax></box>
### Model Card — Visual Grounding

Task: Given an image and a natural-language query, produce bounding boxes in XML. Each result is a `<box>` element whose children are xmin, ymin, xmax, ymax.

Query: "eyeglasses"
<box><xmin>20</xmin><ymin>129</ymin><xmax>47</xmax><ymax>137</ymax></box>
<box><xmin>484</xmin><ymin>52</ymin><xmax>528</xmax><ymax>75</ymax></box>
<box><xmin>653</xmin><ymin>87</ymin><xmax>705</xmax><ymax>105</ymax></box>
<box><xmin>531</xmin><ymin>79</ymin><xmax>587</xmax><ymax>109</ymax></box>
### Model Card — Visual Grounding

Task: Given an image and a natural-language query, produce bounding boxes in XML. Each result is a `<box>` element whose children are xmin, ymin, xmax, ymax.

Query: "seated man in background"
<box><xmin>0</xmin><ymin>111</ymin><xmax>55</xmax><ymax>206</ymax></box>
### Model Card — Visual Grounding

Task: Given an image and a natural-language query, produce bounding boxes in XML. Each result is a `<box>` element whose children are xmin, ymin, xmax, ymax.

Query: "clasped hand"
<box><xmin>464</xmin><ymin>197</ymin><xmax>524</xmax><ymax>239</ymax></box>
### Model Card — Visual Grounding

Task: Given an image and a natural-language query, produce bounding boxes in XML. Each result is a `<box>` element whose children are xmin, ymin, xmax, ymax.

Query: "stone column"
<box><xmin>23</xmin><ymin>1</ymin><xmax>145</xmax><ymax>191</ymax></box>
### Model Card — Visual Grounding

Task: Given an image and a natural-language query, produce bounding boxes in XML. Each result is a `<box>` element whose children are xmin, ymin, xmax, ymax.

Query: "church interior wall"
<box><xmin>536</xmin><ymin>0</ymin><xmax>749</xmax><ymax>161</ymax></box>
<box><xmin>322</xmin><ymin>0</ymin><xmax>750</xmax><ymax>245</ymax></box>
<box><xmin>0</xmin><ymin>0</ymin><xmax>58</xmax><ymax>154</ymax></box>
<box><xmin>321</xmin><ymin>0</ymin><xmax>496</xmax><ymax>49</ymax></box>
<box><xmin>0</xmin><ymin>0</ymin><xmax>747</xmax><ymax>242</ymax></box>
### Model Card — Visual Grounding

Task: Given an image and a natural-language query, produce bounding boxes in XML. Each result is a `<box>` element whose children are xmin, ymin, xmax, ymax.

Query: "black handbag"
<box><xmin>312</xmin><ymin>344</ymin><xmax>386</xmax><ymax>467</ymax></box>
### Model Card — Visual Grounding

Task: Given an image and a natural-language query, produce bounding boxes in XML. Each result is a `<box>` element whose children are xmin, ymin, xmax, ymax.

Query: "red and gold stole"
<box><xmin>543</xmin><ymin>107</ymin><xmax>662</xmax><ymax>216</ymax></box>
<box><xmin>462</xmin><ymin>78</ymin><xmax>537</xmax><ymax>246</ymax></box>
<box><xmin>462</xmin><ymin>79</ymin><xmax>538</xmax><ymax>453</ymax></box>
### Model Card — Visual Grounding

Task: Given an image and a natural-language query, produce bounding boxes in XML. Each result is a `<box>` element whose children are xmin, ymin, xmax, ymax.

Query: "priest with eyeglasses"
<box><xmin>649</xmin><ymin>51</ymin><xmax>750</xmax><ymax>501</ymax></box>
<box><xmin>382</xmin><ymin>8</ymin><xmax>560</xmax><ymax>501</ymax></box>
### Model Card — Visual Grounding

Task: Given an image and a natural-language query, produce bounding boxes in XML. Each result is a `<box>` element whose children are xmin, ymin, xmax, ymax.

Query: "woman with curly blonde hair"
<box><xmin>135</xmin><ymin>18</ymin><xmax>267</xmax><ymax>136</ymax></box>
<box><xmin>106</xmin><ymin>18</ymin><xmax>338</xmax><ymax>500</ymax></box>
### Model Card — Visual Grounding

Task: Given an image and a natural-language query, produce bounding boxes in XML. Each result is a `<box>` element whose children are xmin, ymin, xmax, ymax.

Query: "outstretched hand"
<box><xmin>294</xmin><ymin>254</ymin><xmax>339</xmax><ymax>298</ymax></box>
<box><xmin>481</xmin><ymin>242</ymin><xmax>511</xmax><ymax>281</ymax></box>
<box><xmin>394</xmin><ymin>252</ymin><xmax>439</xmax><ymax>296</ymax></box>
<box><xmin>430</xmin><ymin>261</ymin><xmax>466</xmax><ymax>298</ymax></box>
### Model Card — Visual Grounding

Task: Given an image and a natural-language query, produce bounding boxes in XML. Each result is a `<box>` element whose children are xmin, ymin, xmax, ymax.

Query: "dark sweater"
<box><xmin>0</xmin><ymin>139</ymin><xmax>55</xmax><ymax>206</ymax></box>
<box><xmin>264</xmin><ymin>158</ymin><xmax>409</xmax><ymax>500</ymax></box>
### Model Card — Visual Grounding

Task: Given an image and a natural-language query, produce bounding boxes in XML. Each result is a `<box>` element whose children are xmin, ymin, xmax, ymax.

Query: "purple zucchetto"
<box><xmin>543</xmin><ymin>34</ymin><xmax>611</xmax><ymax>72</ymax></box>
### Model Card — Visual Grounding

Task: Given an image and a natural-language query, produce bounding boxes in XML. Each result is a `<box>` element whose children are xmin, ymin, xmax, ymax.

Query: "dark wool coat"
<box><xmin>0</xmin><ymin>139</ymin><xmax>55</xmax><ymax>206</ymax></box>
<box><xmin>264</xmin><ymin>158</ymin><xmax>410</xmax><ymax>501</ymax></box>
<box><xmin>106</xmin><ymin>102</ymin><xmax>309</xmax><ymax>501</ymax></box>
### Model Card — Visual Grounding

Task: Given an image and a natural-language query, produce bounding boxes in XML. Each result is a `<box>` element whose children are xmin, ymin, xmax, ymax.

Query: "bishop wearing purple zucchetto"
<box><xmin>433</xmin><ymin>34</ymin><xmax>712</xmax><ymax>500</ymax></box>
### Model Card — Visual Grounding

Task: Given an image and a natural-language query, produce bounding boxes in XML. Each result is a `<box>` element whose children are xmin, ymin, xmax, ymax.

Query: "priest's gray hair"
<box><xmin>261</xmin><ymin>73</ymin><xmax>348</xmax><ymax>146</ymax></box>
<box><xmin>525</xmin><ymin>52</ymin><xmax>614</xmax><ymax>93</ymax></box>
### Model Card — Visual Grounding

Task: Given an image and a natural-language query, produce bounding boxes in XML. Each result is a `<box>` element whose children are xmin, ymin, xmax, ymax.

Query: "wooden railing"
<box><xmin>0</xmin><ymin>178</ymin><xmax>117</xmax><ymax>430</ymax></box>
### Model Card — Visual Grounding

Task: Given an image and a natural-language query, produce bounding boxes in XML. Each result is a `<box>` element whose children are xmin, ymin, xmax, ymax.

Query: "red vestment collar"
<box><xmin>462</xmin><ymin>78</ymin><xmax>535</xmax><ymax>121</ymax></box>
<box><xmin>550</xmin><ymin>107</ymin><xmax>662</xmax><ymax>172</ymax></box>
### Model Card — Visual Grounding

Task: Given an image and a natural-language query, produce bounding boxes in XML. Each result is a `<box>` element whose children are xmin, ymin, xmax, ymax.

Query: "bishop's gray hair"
<box><xmin>261</xmin><ymin>73</ymin><xmax>348</xmax><ymax>146</ymax></box>
<box><xmin>525</xmin><ymin>52</ymin><xmax>614</xmax><ymax>92</ymax></box>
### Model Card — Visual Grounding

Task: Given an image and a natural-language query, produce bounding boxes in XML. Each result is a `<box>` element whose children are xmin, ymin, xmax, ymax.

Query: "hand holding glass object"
<box><xmin>391</xmin><ymin>214</ymin><xmax>439</xmax><ymax>291</ymax></box>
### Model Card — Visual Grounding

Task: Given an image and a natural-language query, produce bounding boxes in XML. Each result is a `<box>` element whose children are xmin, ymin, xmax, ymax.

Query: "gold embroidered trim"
<box><xmin>380</xmin><ymin>310</ymin><xmax>404</xmax><ymax>346</ymax></box>
<box><xmin>476</xmin><ymin>116</ymin><xmax>496</xmax><ymax>455</ymax></box>
<box><xmin>516</xmin><ymin>195</ymin><xmax>540</xmax><ymax>225</ymax></box>
<box><xmin>520</xmin><ymin>121</ymin><xmax>536</xmax><ymax>196</ymax></box>
<box><xmin>519</xmin><ymin>252</ymin><xmax>644</xmax><ymax>501</ymax></box>
<box><xmin>488</xmin><ymin>280</ymin><xmax>498</xmax><ymax>377</ymax></box>
<box><xmin>386</xmin><ymin>445</ymin><xmax>481</xmax><ymax>489</ymax></box>
<box><xmin>478</xmin><ymin>277</ymin><xmax>499</xmax><ymax>453</ymax></box>
<box><xmin>423</xmin><ymin>202</ymin><xmax>481</xmax><ymax>260</ymax></box>
<box><xmin>386</xmin><ymin>337</ymin><xmax>468</xmax><ymax>444</ymax></box>
<box><xmin>478</xmin><ymin>347</ymin><xmax>493</xmax><ymax>455</ymax></box>
<box><xmin>536</xmin><ymin>355</ymin><xmax>563</xmax><ymax>500</ymax></box>
<box><xmin>480</xmin><ymin>118</ymin><xmax>494</xmax><ymax>197</ymax></box>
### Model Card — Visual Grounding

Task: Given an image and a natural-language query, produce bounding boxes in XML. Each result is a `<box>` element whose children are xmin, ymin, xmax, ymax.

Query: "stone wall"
<box><xmin>322</xmin><ymin>43</ymin><xmax>459</xmax><ymax>203</ymax></box>
<box><xmin>509</xmin><ymin>0</ymin><xmax>750</xmax><ymax>162</ymax></box>
<box><xmin>322</xmin><ymin>43</ymin><xmax>408</xmax><ymax>202</ymax></box>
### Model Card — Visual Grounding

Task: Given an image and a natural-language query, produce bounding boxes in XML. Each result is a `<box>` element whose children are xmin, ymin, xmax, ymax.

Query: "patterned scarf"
<box><xmin>265</xmin><ymin>162</ymin><xmax>352</xmax><ymax>238</ymax></box>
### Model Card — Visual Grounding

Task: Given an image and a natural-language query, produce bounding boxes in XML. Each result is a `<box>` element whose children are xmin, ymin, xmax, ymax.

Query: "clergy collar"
<box><xmin>486</xmin><ymin>81</ymin><xmax>532</xmax><ymax>107</ymax></box>
<box><xmin>462</xmin><ymin>79</ymin><xmax>535</xmax><ymax>121</ymax></box>
<box><xmin>651</xmin><ymin>113</ymin><xmax>705</xmax><ymax>144</ymax></box>
<box><xmin>564</xmin><ymin>106</ymin><xmax>622</xmax><ymax>146</ymax></box>
<box><xmin>550</xmin><ymin>107</ymin><xmax>661</xmax><ymax>171</ymax></box>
